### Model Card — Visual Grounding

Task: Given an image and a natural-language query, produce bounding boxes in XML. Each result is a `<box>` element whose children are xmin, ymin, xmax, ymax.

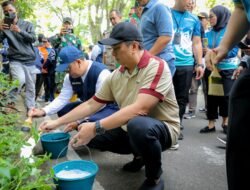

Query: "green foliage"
<box><xmin>0</xmin><ymin>75</ymin><xmax>55</xmax><ymax>190</ymax></box>
<box><xmin>206</xmin><ymin>0</ymin><xmax>234</xmax><ymax>11</ymax></box>
<box><xmin>0</xmin><ymin>0</ymin><xmax>37</xmax><ymax>19</ymax></box>
<box><xmin>206</xmin><ymin>0</ymin><xmax>217</xmax><ymax>9</ymax></box>
<box><xmin>0</xmin><ymin>73</ymin><xmax>19</xmax><ymax>109</ymax></box>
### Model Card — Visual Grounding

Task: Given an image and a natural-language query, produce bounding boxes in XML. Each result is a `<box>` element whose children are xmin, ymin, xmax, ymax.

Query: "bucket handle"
<box><xmin>56</xmin><ymin>144</ymin><xmax>93</xmax><ymax>165</ymax></box>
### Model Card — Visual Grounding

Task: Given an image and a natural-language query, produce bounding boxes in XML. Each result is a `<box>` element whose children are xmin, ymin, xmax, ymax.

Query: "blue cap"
<box><xmin>56</xmin><ymin>46</ymin><xmax>84</xmax><ymax>72</ymax></box>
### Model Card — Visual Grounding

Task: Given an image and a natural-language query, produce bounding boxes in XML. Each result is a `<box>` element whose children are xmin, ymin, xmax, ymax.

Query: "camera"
<box><xmin>67</xmin><ymin>28</ymin><xmax>73</xmax><ymax>34</ymax></box>
<box><xmin>4</xmin><ymin>12</ymin><xmax>16</xmax><ymax>26</ymax></box>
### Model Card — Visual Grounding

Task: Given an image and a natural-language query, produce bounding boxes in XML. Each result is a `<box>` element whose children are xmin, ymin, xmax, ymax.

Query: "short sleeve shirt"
<box><xmin>93</xmin><ymin>51</ymin><xmax>180</xmax><ymax>144</ymax></box>
<box><xmin>233</xmin><ymin>0</ymin><xmax>250</xmax><ymax>23</ymax></box>
<box><xmin>140</xmin><ymin>0</ymin><xmax>175</xmax><ymax>62</ymax></box>
<box><xmin>171</xmin><ymin>10</ymin><xmax>201</xmax><ymax>66</ymax></box>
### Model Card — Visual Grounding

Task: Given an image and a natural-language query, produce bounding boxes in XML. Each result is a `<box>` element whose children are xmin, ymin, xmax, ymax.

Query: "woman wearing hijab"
<box><xmin>200</xmin><ymin>5</ymin><xmax>239</xmax><ymax>134</ymax></box>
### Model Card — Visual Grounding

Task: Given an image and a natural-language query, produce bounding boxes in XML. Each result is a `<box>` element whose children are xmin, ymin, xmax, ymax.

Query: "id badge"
<box><xmin>173</xmin><ymin>32</ymin><xmax>181</xmax><ymax>45</ymax></box>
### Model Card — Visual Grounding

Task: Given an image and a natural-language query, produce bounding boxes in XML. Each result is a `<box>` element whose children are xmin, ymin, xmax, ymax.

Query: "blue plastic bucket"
<box><xmin>40</xmin><ymin>132</ymin><xmax>70</xmax><ymax>159</ymax></box>
<box><xmin>53</xmin><ymin>160</ymin><xmax>99</xmax><ymax>190</ymax></box>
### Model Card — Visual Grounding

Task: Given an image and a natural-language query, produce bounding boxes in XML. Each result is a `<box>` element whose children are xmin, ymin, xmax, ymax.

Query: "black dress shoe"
<box><xmin>122</xmin><ymin>157</ymin><xmax>144</xmax><ymax>172</ymax></box>
<box><xmin>222</xmin><ymin>125</ymin><xmax>228</xmax><ymax>134</ymax></box>
<box><xmin>138</xmin><ymin>178</ymin><xmax>164</xmax><ymax>190</ymax></box>
<box><xmin>200</xmin><ymin>126</ymin><xmax>216</xmax><ymax>133</ymax></box>
<box><xmin>178</xmin><ymin>132</ymin><xmax>184</xmax><ymax>140</ymax></box>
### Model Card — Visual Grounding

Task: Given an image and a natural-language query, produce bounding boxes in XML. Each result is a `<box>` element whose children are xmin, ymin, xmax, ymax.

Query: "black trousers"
<box><xmin>88</xmin><ymin>116</ymin><xmax>172</xmax><ymax>180</ymax></box>
<box><xmin>206</xmin><ymin>69</ymin><xmax>235</xmax><ymax>120</ymax></box>
<box><xmin>173</xmin><ymin>66</ymin><xmax>194</xmax><ymax>122</ymax></box>
<box><xmin>226</xmin><ymin>67</ymin><xmax>250</xmax><ymax>190</ymax></box>
<box><xmin>207</xmin><ymin>95</ymin><xmax>229</xmax><ymax>120</ymax></box>
<box><xmin>35</xmin><ymin>73</ymin><xmax>55</xmax><ymax>101</ymax></box>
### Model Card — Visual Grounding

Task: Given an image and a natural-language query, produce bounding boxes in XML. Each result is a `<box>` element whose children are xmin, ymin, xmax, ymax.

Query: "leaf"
<box><xmin>0</xmin><ymin>167</ymin><xmax>11</xmax><ymax>179</ymax></box>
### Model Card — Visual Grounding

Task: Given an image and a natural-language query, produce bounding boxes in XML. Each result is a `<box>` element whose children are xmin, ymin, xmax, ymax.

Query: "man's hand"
<box><xmin>10</xmin><ymin>24</ymin><xmax>21</xmax><ymax>33</ymax></box>
<box><xmin>60</xmin><ymin>27</ymin><xmax>68</xmax><ymax>36</ymax></box>
<box><xmin>70</xmin><ymin>122</ymin><xmax>96</xmax><ymax>147</ymax></box>
<box><xmin>64</xmin><ymin>121</ymin><xmax>79</xmax><ymax>132</ymax></box>
<box><xmin>39</xmin><ymin>120</ymin><xmax>60</xmax><ymax>132</ymax></box>
<box><xmin>195</xmin><ymin>65</ymin><xmax>204</xmax><ymax>80</ymax></box>
<box><xmin>28</xmin><ymin>108</ymin><xmax>46</xmax><ymax>118</ymax></box>
<box><xmin>0</xmin><ymin>21</ymin><xmax>9</xmax><ymax>31</ymax></box>
<box><xmin>205</xmin><ymin>46</ymin><xmax>229</xmax><ymax>68</ymax></box>
<box><xmin>205</xmin><ymin>50</ymin><xmax>215</xmax><ymax>71</ymax></box>
<box><xmin>232</xmin><ymin>65</ymin><xmax>244</xmax><ymax>79</ymax></box>
<box><xmin>202</xmin><ymin>47</ymin><xmax>209</xmax><ymax>55</ymax></box>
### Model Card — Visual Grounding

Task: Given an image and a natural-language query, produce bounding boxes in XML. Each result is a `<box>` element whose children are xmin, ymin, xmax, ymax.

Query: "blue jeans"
<box><xmin>88</xmin><ymin>116</ymin><xmax>172</xmax><ymax>180</ymax></box>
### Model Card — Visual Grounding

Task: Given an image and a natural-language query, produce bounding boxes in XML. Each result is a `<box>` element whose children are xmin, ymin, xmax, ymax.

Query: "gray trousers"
<box><xmin>9</xmin><ymin>61</ymin><xmax>36</xmax><ymax>109</ymax></box>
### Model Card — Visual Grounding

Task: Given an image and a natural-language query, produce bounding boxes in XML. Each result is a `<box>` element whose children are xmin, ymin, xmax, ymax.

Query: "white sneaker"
<box><xmin>37</xmin><ymin>96</ymin><xmax>45</xmax><ymax>102</ymax></box>
<box><xmin>169</xmin><ymin>143</ymin><xmax>179</xmax><ymax>150</ymax></box>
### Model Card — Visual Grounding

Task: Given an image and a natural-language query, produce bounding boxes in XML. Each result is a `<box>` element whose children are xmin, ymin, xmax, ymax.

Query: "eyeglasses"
<box><xmin>42</xmin><ymin>41</ymin><xmax>48</xmax><ymax>43</ymax></box>
<box><xmin>208</xmin><ymin>15</ymin><xmax>215</xmax><ymax>19</ymax></box>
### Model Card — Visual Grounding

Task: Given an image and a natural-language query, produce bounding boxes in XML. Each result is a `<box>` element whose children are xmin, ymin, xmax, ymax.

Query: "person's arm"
<box><xmin>220</xmin><ymin>4</ymin><xmax>249</xmax><ymax>52</ymax></box>
<box><xmin>71</xmin><ymin>91</ymin><xmax>161</xmax><ymax>146</ymax></box>
<box><xmin>50</xmin><ymin>34</ymin><xmax>61</xmax><ymax>49</ymax></box>
<box><xmin>193</xmin><ymin>36</ymin><xmax>203</xmax><ymax>65</ymax></box>
<box><xmin>95</xmin><ymin>69</ymin><xmax>111</xmax><ymax>92</ymax></box>
<box><xmin>206</xmin><ymin>4</ymin><xmax>249</xmax><ymax>65</ymax></box>
<box><xmin>0</xmin><ymin>20</ymin><xmax>9</xmax><ymax>41</ymax></box>
<box><xmin>149</xmin><ymin>36</ymin><xmax>172</xmax><ymax>55</ymax></box>
<box><xmin>43</xmin><ymin>49</ymin><xmax>56</xmax><ymax>68</ymax></box>
<box><xmin>100</xmin><ymin>93</ymin><xmax>159</xmax><ymax>130</ymax></box>
<box><xmin>149</xmin><ymin>5</ymin><xmax>173</xmax><ymax>56</ymax></box>
<box><xmin>192</xmin><ymin>35</ymin><xmax>204</xmax><ymax>79</ymax></box>
<box><xmin>39</xmin><ymin>97</ymin><xmax>105</xmax><ymax>132</ymax></box>
<box><xmin>0</xmin><ymin>27</ymin><xmax>6</xmax><ymax>42</ymax></box>
<box><xmin>11</xmin><ymin>22</ymin><xmax>36</xmax><ymax>43</ymax></box>
<box><xmin>42</xmin><ymin>75</ymin><xmax>74</xmax><ymax>115</ymax></box>
<box><xmin>91</xmin><ymin>45</ymin><xmax>101</xmax><ymax>61</ymax></box>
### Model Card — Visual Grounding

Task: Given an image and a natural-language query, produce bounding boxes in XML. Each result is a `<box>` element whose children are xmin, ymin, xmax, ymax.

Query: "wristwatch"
<box><xmin>196</xmin><ymin>64</ymin><xmax>204</xmax><ymax>68</ymax></box>
<box><xmin>95</xmin><ymin>120</ymin><xmax>105</xmax><ymax>135</ymax></box>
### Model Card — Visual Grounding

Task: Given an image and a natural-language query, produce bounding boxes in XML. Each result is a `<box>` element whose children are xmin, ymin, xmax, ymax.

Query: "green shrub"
<box><xmin>0</xmin><ymin>73</ymin><xmax>55</xmax><ymax>190</ymax></box>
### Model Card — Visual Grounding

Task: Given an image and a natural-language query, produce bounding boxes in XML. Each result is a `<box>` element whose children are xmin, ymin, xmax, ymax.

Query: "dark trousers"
<box><xmin>173</xmin><ymin>66</ymin><xmax>194</xmax><ymax>121</ymax></box>
<box><xmin>88</xmin><ymin>116</ymin><xmax>172</xmax><ymax>180</ymax></box>
<box><xmin>58</xmin><ymin>102</ymin><xmax>119</xmax><ymax>122</ymax></box>
<box><xmin>57</xmin><ymin>101</ymin><xmax>82</xmax><ymax>117</ymax></box>
<box><xmin>1</xmin><ymin>62</ymin><xmax>9</xmax><ymax>74</ymax></box>
<box><xmin>226</xmin><ymin>67</ymin><xmax>250</xmax><ymax>190</ymax></box>
<box><xmin>206</xmin><ymin>69</ymin><xmax>234</xmax><ymax>120</ymax></box>
<box><xmin>207</xmin><ymin>95</ymin><xmax>229</xmax><ymax>120</ymax></box>
<box><xmin>35</xmin><ymin>73</ymin><xmax>55</xmax><ymax>101</ymax></box>
<box><xmin>203</xmin><ymin>69</ymin><xmax>212</xmax><ymax>110</ymax></box>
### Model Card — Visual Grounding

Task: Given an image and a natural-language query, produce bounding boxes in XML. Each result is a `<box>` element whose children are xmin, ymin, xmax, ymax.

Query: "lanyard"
<box><xmin>171</xmin><ymin>10</ymin><xmax>186</xmax><ymax>32</ymax></box>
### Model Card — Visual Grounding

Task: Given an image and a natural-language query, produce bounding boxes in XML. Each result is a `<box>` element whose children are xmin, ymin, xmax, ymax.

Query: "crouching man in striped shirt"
<box><xmin>39</xmin><ymin>22</ymin><xmax>180</xmax><ymax>190</ymax></box>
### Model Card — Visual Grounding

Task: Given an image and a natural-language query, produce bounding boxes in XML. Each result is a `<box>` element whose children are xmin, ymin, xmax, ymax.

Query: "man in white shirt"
<box><xmin>29</xmin><ymin>46</ymin><xmax>118</xmax><ymax>129</ymax></box>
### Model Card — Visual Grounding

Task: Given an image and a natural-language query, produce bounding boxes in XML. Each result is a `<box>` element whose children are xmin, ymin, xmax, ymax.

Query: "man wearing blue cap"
<box><xmin>39</xmin><ymin>22</ymin><xmax>180</xmax><ymax>190</ymax></box>
<box><xmin>29</xmin><ymin>46</ymin><xmax>118</xmax><ymax>129</ymax></box>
